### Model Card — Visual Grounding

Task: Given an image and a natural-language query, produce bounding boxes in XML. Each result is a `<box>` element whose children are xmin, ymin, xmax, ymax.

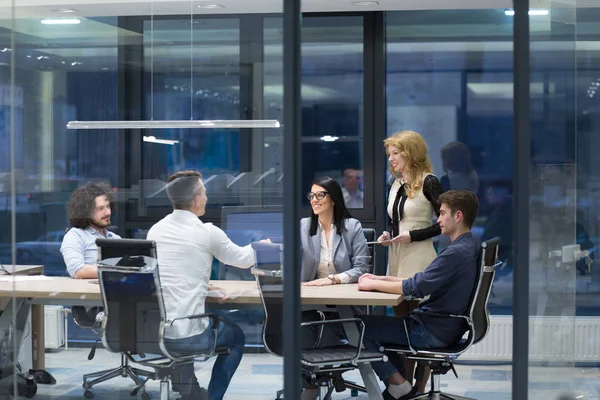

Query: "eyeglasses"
<box><xmin>307</xmin><ymin>191</ymin><xmax>329</xmax><ymax>201</ymax></box>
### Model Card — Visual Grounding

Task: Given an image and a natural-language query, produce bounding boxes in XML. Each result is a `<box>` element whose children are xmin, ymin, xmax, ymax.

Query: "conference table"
<box><xmin>0</xmin><ymin>277</ymin><xmax>403</xmax><ymax>399</ymax></box>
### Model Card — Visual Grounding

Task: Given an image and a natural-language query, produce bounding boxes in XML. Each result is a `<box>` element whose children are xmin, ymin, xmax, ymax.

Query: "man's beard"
<box><xmin>90</xmin><ymin>217</ymin><xmax>110</xmax><ymax>229</ymax></box>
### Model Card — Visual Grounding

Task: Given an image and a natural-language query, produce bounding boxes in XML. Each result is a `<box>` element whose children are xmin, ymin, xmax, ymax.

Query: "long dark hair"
<box><xmin>67</xmin><ymin>181</ymin><xmax>116</xmax><ymax>229</ymax></box>
<box><xmin>309</xmin><ymin>176</ymin><xmax>352</xmax><ymax>236</ymax></box>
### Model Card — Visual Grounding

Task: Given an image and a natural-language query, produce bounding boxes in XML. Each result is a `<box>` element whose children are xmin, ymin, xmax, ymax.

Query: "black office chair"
<box><xmin>96</xmin><ymin>238</ymin><xmax>230</xmax><ymax>400</ymax></box>
<box><xmin>363</xmin><ymin>228</ymin><xmax>376</xmax><ymax>264</ymax></box>
<box><xmin>251</xmin><ymin>242</ymin><xmax>387</xmax><ymax>400</ymax></box>
<box><xmin>58</xmin><ymin>227</ymin><xmax>139</xmax><ymax>396</ymax></box>
<box><xmin>380</xmin><ymin>237</ymin><xmax>501</xmax><ymax>400</ymax></box>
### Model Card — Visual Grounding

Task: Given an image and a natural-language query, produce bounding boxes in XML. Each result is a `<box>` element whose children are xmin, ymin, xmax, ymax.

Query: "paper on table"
<box><xmin>0</xmin><ymin>275</ymin><xmax>51</xmax><ymax>282</ymax></box>
<box><xmin>365</xmin><ymin>235</ymin><xmax>399</xmax><ymax>245</ymax></box>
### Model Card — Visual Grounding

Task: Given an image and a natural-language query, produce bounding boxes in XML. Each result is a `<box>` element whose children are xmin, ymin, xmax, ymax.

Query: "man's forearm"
<box><xmin>73</xmin><ymin>264</ymin><xmax>98</xmax><ymax>279</ymax></box>
<box><xmin>382</xmin><ymin>276</ymin><xmax>404</xmax><ymax>282</ymax></box>
<box><xmin>371</xmin><ymin>280</ymin><xmax>404</xmax><ymax>295</ymax></box>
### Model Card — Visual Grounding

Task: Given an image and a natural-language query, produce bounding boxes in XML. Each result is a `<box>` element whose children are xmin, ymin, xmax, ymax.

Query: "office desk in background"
<box><xmin>0</xmin><ymin>265</ymin><xmax>45</xmax><ymax>372</ymax></box>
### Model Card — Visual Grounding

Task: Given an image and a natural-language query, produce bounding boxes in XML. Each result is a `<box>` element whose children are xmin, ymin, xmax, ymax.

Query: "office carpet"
<box><xmin>27</xmin><ymin>348</ymin><xmax>600</xmax><ymax>399</ymax></box>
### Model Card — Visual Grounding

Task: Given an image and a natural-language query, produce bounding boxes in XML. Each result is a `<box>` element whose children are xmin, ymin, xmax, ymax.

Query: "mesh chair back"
<box><xmin>97</xmin><ymin>239</ymin><xmax>163</xmax><ymax>356</ymax></box>
<box><xmin>470</xmin><ymin>237</ymin><xmax>501</xmax><ymax>344</ymax></box>
<box><xmin>251</xmin><ymin>242</ymin><xmax>284</xmax><ymax>357</ymax></box>
<box><xmin>363</xmin><ymin>228</ymin><xmax>375</xmax><ymax>273</ymax></box>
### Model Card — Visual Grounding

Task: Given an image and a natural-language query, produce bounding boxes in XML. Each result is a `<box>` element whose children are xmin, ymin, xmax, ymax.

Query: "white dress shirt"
<box><xmin>147</xmin><ymin>209</ymin><xmax>255</xmax><ymax>339</ymax></box>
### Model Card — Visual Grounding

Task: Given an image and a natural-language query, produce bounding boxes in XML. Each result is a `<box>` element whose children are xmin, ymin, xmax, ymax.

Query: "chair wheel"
<box><xmin>84</xmin><ymin>389</ymin><xmax>94</xmax><ymax>398</ymax></box>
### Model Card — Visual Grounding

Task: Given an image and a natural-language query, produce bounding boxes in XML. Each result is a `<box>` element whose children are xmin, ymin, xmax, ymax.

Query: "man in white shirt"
<box><xmin>147</xmin><ymin>170</ymin><xmax>256</xmax><ymax>400</ymax></box>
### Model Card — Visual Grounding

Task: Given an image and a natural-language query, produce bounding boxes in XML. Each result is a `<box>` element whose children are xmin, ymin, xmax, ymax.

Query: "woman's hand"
<box><xmin>390</xmin><ymin>231</ymin><xmax>411</xmax><ymax>244</ymax></box>
<box><xmin>303</xmin><ymin>278</ymin><xmax>334</xmax><ymax>286</ymax></box>
<box><xmin>377</xmin><ymin>231</ymin><xmax>391</xmax><ymax>246</ymax></box>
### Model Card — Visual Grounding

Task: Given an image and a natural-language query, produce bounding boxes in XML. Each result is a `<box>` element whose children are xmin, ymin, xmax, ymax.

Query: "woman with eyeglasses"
<box><xmin>301</xmin><ymin>176</ymin><xmax>370</xmax><ymax>286</ymax></box>
<box><xmin>299</xmin><ymin>176</ymin><xmax>370</xmax><ymax>400</ymax></box>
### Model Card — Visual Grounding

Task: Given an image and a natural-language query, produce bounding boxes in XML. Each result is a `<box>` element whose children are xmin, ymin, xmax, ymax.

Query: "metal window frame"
<box><xmin>512</xmin><ymin>1</ymin><xmax>530</xmax><ymax>399</ymax></box>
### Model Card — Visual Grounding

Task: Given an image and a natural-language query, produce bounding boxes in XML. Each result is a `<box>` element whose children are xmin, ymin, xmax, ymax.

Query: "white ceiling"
<box><xmin>2</xmin><ymin>0</ymin><xmax>598</xmax><ymax>18</ymax></box>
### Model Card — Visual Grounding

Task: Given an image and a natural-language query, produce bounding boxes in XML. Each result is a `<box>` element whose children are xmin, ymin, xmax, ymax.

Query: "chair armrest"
<box><xmin>251</xmin><ymin>267</ymin><xmax>282</xmax><ymax>277</ymax></box>
<box><xmin>166</xmin><ymin>313</ymin><xmax>223</xmax><ymax>355</ymax></box>
<box><xmin>301</xmin><ymin>317</ymin><xmax>366</xmax><ymax>365</ymax></box>
<box><xmin>309</xmin><ymin>311</ymin><xmax>326</xmax><ymax>348</ymax></box>
<box><xmin>412</xmin><ymin>309</ymin><xmax>471</xmax><ymax>321</ymax></box>
<box><xmin>166</xmin><ymin>312</ymin><xmax>221</xmax><ymax>326</ymax></box>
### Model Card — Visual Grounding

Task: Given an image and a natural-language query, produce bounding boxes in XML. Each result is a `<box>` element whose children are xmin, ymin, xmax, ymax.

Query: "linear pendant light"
<box><xmin>66</xmin><ymin>120</ymin><xmax>281</xmax><ymax>130</ymax></box>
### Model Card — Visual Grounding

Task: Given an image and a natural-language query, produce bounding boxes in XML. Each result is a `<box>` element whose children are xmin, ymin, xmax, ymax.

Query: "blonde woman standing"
<box><xmin>378</xmin><ymin>130</ymin><xmax>443</xmax><ymax>394</ymax></box>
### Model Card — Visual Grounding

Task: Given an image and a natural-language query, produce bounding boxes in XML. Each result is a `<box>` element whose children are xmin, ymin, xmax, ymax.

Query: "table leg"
<box><xmin>337</xmin><ymin>306</ymin><xmax>383</xmax><ymax>400</ymax></box>
<box><xmin>31</xmin><ymin>304</ymin><xmax>45</xmax><ymax>370</ymax></box>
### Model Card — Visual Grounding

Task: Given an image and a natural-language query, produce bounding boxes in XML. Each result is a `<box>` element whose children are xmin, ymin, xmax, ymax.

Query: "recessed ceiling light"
<box><xmin>352</xmin><ymin>1</ymin><xmax>379</xmax><ymax>5</ymax></box>
<box><xmin>197</xmin><ymin>4</ymin><xmax>224</xmax><ymax>8</ymax></box>
<box><xmin>504</xmin><ymin>9</ymin><xmax>549</xmax><ymax>16</ymax></box>
<box><xmin>41</xmin><ymin>18</ymin><xmax>81</xmax><ymax>25</ymax></box>
<box><xmin>50</xmin><ymin>8</ymin><xmax>78</xmax><ymax>13</ymax></box>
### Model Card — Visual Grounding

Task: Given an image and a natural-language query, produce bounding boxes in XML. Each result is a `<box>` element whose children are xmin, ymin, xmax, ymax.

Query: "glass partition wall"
<box><xmin>2</xmin><ymin>1</ymin><xmax>291</xmax><ymax>399</ymax></box>
<box><xmin>3</xmin><ymin>0</ymin><xmax>600</xmax><ymax>399</ymax></box>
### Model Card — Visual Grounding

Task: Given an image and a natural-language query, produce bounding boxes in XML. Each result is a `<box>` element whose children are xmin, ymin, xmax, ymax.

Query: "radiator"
<box><xmin>461</xmin><ymin>315</ymin><xmax>600</xmax><ymax>362</ymax></box>
<box><xmin>44</xmin><ymin>305</ymin><xmax>66</xmax><ymax>349</ymax></box>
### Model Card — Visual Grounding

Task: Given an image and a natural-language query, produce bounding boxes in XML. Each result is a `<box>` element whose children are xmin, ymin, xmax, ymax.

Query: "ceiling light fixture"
<box><xmin>50</xmin><ymin>8</ymin><xmax>78</xmax><ymax>13</ymax></box>
<box><xmin>321</xmin><ymin>135</ymin><xmax>339</xmax><ymax>142</ymax></box>
<box><xmin>504</xmin><ymin>9</ymin><xmax>549</xmax><ymax>16</ymax></box>
<box><xmin>352</xmin><ymin>1</ymin><xmax>379</xmax><ymax>5</ymax></box>
<box><xmin>143</xmin><ymin>136</ymin><xmax>179</xmax><ymax>145</ymax></box>
<box><xmin>41</xmin><ymin>18</ymin><xmax>81</xmax><ymax>25</ymax></box>
<box><xmin>66</xmin><ymin>120</ymin><xmax>281</xmax><ymax>130</ymax></box>
<box><xmin>197</xmin><ymin>4</ymin><xmax>224</xmax><ymax>8</ymax></box>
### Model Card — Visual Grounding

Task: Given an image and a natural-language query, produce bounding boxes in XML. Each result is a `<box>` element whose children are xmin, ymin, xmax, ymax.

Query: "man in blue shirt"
<box><xmin>60</xmin><ymin>181</ymin><xmax>120</xmax><ymax>278</ymax></box>
<box><xmin>358</xmin><ymin>190</ymin><xmax>480</xmax><ymax>400</ymax></box>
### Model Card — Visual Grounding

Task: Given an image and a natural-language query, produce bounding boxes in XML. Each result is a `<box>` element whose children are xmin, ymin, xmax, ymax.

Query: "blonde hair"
<box><xmin>384</xmin><ymin>130</ymin><xmax>433</xmax><ymax>198</ymax></box>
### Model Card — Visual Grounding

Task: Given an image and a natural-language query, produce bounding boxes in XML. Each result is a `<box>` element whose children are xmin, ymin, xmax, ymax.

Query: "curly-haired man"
<box><xmin>60</xmin><ymin>181</ymin><xmax>121</xmax><ymax>278</ymax></box>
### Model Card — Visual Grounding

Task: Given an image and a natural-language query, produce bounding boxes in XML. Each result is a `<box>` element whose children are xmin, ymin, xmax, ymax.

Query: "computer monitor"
<box><xmin>95</xmin><ymin>238</ymin><xmax>157</xmax><ymax>268</ymax></box>
<box><xmin>219</xmin><ymin>206</ymin><xmax>283</xmax><ymax>280</ymax></box>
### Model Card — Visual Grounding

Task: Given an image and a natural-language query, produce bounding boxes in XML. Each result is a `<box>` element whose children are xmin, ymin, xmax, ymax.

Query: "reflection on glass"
<box><xmin>264</xmin><ymin>16</ymin><xmax>365</xmax><ymax>209</ymax></box>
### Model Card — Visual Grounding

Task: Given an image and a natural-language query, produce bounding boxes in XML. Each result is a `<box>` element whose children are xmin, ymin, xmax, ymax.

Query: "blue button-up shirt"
<box><xmin>60</xmin><ymin>227</ymin><xmax>121</xmax><ymax>277</ymax></box>
<box><xmin>402</xmin><ymin>232</ymin><xmax>479</xmax><ymax>346</ymax></box>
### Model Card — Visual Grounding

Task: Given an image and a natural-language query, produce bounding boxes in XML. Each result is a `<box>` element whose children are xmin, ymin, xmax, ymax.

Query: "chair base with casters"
<box><xmin>301</xmin><ymin>360</ymin><xmax>375</xmax><ymax>400</ymax></box>
<box><xmin>82</xmin><ymin>353</ymin><xmax>155</xmax><ymax>399</ymax></box>
<box><xmin>409</xmin><ymin>358</ymin><xmax>474</xmax><ymax>400</ymax></box>
<box><xmin>130</xmin><ymin>345</ymin><xmax>231</xmax><ymax>400</ymax></box>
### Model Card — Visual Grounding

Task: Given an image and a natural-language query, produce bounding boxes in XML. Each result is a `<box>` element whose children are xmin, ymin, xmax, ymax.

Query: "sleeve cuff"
<box><xmin>402</xmin><ymin>279</ymin><xmax>415</xmax><ymax>300</ymax></box>
<box><xmin>336</xmin><ymin>273</ymin><xmax>351</xmax><ymax>284</ymax></box>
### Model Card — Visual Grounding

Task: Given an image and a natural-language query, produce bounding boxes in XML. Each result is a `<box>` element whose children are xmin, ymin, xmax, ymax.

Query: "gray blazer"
<box><xmin>300</xmin><ymin>217</ymin><xmax>371</xmax><ymax>283</ymax></box>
